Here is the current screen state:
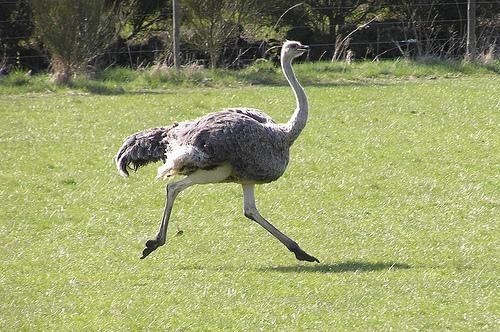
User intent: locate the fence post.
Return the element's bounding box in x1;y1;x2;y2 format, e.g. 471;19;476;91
466;0;476;61
172;0;180;69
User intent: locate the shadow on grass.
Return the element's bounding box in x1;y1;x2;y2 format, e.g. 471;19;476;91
259;261;411;274
246;79;396;88
72;82;177;96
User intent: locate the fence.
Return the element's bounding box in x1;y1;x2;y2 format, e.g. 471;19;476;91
0;1;498;71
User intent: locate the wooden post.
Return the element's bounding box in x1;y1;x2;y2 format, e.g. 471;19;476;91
466;0;476;61
172;0;180;69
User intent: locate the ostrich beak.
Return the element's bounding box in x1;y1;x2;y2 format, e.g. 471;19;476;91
298;45;309;52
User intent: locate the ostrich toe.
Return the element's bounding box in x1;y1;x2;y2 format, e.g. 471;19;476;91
293;248;320;263
140;239;162;259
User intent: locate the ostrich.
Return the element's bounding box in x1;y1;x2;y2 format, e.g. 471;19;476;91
115;40;319;263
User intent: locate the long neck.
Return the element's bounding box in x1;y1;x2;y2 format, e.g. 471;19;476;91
282;58;308;145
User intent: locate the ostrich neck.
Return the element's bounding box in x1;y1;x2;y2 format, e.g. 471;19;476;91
282;58;308;145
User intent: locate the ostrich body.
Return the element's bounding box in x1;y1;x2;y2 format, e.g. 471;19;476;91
116;41;318;262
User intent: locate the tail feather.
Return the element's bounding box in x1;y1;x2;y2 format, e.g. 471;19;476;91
115;124;177;177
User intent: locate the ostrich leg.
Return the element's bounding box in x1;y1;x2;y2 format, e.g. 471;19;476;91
141;177;193;259
141;164;233;259
242;184;319;263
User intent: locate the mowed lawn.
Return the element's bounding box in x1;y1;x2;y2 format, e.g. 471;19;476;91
0;75;498;330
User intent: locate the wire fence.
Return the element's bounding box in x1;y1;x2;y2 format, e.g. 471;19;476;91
0;19;477;42
0;38;493;61
1;1;498;67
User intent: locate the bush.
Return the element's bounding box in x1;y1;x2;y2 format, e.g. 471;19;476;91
31;0;122;85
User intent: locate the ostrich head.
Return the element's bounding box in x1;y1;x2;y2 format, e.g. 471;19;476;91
281;40;309;63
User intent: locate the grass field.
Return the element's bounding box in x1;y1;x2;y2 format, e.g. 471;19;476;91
0;62;499;330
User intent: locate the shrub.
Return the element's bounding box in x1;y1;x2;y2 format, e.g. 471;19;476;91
31;0;122;85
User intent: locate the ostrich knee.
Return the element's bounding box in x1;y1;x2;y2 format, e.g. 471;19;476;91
166;182;181;201
243;206;258;221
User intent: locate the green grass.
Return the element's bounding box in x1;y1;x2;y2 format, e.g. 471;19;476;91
0;67;498;330
1;59;499;94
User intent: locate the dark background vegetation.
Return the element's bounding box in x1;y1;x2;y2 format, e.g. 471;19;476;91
1;0;498;74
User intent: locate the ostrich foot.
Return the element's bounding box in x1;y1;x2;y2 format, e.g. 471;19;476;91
292;247;320;263
140;239;163;259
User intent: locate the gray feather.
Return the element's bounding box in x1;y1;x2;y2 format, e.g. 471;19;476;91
115;124;178;177
173;108;289;182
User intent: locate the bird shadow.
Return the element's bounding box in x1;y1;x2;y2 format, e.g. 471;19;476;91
258;261;411;274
